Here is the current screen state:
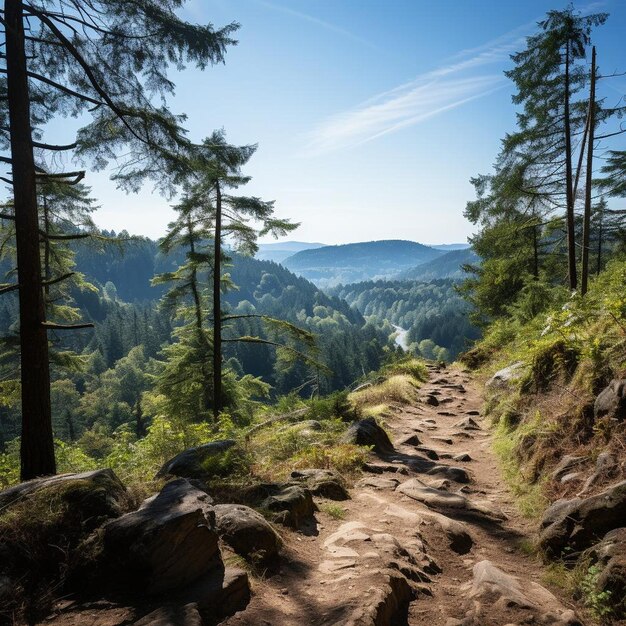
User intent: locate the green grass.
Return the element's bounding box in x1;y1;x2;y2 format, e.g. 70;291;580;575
319;503;347;520
349;374;420;409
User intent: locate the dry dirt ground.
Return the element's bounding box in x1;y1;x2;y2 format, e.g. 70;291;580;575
223;364;583;626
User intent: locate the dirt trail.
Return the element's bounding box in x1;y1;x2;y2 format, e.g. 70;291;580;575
224;365;582;626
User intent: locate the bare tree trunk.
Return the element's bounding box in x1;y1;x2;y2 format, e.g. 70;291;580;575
213;181;222;421
564;42;577;290
581;46;596;296
6;0;56;479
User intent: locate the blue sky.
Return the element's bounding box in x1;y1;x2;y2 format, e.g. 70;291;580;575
83;0;626;245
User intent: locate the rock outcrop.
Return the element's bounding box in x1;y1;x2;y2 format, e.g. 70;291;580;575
455;560;582;625
214;504;281;562
342;417;396;456
289;468;350;500
594;378;626;421
539;480;626;557
100;479;220;593
156;440;238;479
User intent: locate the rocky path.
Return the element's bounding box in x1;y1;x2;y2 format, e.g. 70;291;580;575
225;365;583;626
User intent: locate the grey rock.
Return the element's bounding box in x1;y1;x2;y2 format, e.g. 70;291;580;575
169;566;250;625
561;472;582;484
578;451;618;495
290;468;350;501
342;417;395;456
156;440;237;479
424;394;439;406
486;361;525;389
416;446;440;460
540;480;626;557
551;455;588;482
461;560;583;625
399;434;422;446
262;485;316;529
595;379;626;420
453;417;480;431
100;479;219;593
0;468;127;519
214;504;281;562
453;453;472;463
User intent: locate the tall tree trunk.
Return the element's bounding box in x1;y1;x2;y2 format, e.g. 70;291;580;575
597;206;603;276
564;41;577;290
6;0;56;479
213;181;222;421
43;194;50;300
581;46;596;296
187;219;211;416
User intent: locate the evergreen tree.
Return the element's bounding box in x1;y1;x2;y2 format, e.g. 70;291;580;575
503;5;607;290
0;0;237;478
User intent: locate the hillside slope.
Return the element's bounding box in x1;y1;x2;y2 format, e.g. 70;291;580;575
282;240;443;287
400;247;479;281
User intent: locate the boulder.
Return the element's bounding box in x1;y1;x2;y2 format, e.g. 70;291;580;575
156;440;238;479
0;468;127;520
214;504;281;562
539;480;626;557
415;446;439;460
460;560;582;625
486;361;525;389
453;453;472;463
584;527;626;618
594;379;626;420
263;485;316;528
169;566;250;625
453;417;480;431
100;479;220;594
551;455;588;482
342;417;395;456
578;451;618;495
399;434;422;446
424;394;439;406
289;469;350;501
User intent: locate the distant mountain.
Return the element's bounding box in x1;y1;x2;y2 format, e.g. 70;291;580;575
429;243;471;251
400;248;480;281
282;240;444;287
255;241;326;263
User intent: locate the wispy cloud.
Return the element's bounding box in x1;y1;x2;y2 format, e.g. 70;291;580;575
253;0;376;49
303;26;527;156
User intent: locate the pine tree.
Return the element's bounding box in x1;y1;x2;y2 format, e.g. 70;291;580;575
188;130;300;419
0;1;238;478
503;5;607;290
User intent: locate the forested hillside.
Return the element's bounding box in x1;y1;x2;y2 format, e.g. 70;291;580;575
330;279;479;360
282;239;443;286
400;247;480;281
0;239;389;447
